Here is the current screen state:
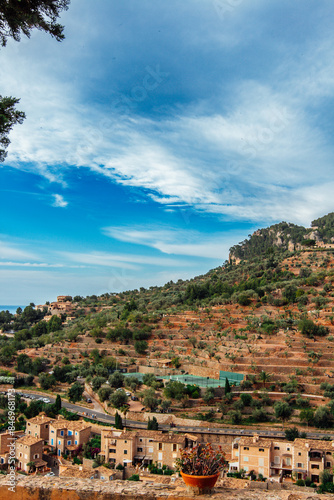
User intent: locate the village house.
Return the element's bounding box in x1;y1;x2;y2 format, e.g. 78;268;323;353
293;438;334;484
57;295;72;303
15;435;47;473
100;429;197;469
0;431;25;466
0;432;11;466
231;435;334;483
230;435;272;478
26;412;52;442
49;415;91;457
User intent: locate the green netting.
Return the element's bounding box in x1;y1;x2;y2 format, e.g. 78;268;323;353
124;371;243;388
219;370;244;383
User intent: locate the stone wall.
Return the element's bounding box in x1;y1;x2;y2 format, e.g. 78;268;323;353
1;475;330;500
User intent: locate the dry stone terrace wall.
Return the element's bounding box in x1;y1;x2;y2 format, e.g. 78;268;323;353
19;252;334;397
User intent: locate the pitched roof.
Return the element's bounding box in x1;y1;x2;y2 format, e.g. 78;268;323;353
238;436;272;449
27;414;52;425
50;418;91;431
59;466;94;479
16;435;43;446
114;429;186;444
294;438;334;451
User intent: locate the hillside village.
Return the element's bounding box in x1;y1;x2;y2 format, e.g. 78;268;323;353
2;214;334;494
2;407;334;488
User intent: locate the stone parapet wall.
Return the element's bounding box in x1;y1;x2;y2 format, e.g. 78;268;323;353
1;474;331;499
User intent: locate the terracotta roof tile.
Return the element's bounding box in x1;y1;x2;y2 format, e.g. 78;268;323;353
16;435;43;446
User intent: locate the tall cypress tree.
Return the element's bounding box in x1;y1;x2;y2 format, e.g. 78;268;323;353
114;411;123;429
55;394;62;411
225;377;231;394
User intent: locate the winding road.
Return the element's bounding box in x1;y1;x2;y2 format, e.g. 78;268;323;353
17;391;334;441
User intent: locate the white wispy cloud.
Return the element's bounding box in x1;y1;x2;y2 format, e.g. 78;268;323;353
0;241;37;261
61;250;191;269
52;194;68;207
103;225;249;259
1;1;334;227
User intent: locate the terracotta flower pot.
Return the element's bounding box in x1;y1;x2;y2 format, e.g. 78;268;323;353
180;471;220;493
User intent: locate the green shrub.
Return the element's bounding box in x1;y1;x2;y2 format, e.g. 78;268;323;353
128;474;140;481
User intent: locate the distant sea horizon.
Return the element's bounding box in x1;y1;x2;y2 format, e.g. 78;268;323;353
0;305;25;315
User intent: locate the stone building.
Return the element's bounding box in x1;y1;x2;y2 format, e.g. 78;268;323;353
26;413;52;442
231;435;334;483
49;416;91;457
100;429;197;469
15;435;47;473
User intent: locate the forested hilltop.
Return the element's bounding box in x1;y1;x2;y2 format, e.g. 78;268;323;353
229;212;334;261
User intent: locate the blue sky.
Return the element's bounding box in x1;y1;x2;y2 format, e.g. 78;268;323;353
1;0;334;304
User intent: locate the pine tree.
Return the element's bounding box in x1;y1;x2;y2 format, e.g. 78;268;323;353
0;0;70;47
225;377;231;394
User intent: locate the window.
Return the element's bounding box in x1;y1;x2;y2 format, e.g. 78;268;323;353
75;440;78;445
243;457;249;462
173;444;177;452
258;458;264;467
287;447;290;451
286;458;291;466
34;454;39;459
124;450;127;455
274;456;280;465
137;448;143;453
298;452;301;456
311;464;319;469
68;431;72;436
297;463;303;468
109;449;116;453
124;440;127;443
149;447;153;453
149;439;153;442
259;448;264;452
243;447;249;450
58;440;61;445
67;440;71;445
327;462;331;468
274;446;280;450
159;443;162;450
60;431;64;437
243;466;248;472
46;425;48;428
327;452;332;456
51;430;54;434
139;439;142;442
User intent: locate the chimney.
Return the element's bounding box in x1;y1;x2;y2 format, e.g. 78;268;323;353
252;434;259;443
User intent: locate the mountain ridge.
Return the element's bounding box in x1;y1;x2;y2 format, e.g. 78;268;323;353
229;212;334;263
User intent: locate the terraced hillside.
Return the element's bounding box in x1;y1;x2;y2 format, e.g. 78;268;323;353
2;214;334;404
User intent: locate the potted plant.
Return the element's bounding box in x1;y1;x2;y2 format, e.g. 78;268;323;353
176;443;227;494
